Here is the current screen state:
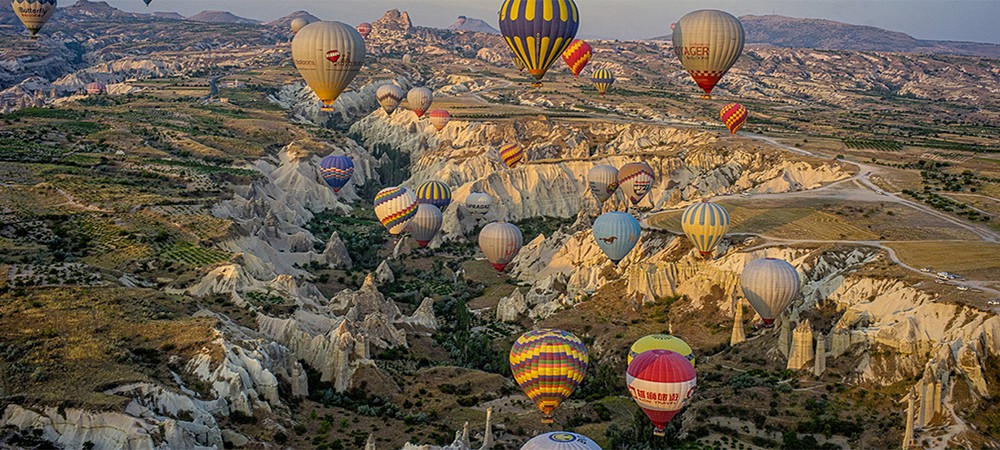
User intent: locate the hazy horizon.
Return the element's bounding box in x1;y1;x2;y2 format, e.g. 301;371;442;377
100;0;1000;45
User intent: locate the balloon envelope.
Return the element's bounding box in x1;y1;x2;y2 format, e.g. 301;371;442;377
416;181;452;211
627;350;697;436
618;162;655;205
319;155;354;193
720;102;748;134
510;329;588;424
465;192;492;219
292;21;366;111
13;0;56;37
561;40;592;78
592;212;641;265
409;203;443;247
681;201;730;255
521;431;603;450
740;258;800;326
376;84;404;115
587;165;619;203
407;87;433;118
356;22;372;39
672;10;745;98
374;187;418;235
479;222;523;271
591;68;615;96
500;143;525;169
428;109;451;131
290;17;308;33
628;335;695;366
498;0;580;83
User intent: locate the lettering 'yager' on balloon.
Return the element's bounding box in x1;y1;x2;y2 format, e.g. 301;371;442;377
672;10;745;99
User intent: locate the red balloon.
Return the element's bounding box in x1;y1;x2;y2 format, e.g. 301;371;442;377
626;350;697;436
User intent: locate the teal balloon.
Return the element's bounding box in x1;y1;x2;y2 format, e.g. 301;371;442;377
592;212;641;265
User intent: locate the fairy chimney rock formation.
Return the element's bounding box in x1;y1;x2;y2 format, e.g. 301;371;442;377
787;318;814;370
813;332;826;377
730;298;746;346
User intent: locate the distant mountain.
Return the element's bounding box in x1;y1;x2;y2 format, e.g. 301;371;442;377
62;0;138;20
266;11;319;28
149;12;184;21
447;16;499;34
187;10;259;25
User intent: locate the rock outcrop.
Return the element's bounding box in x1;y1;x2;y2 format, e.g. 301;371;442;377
787;318;815;370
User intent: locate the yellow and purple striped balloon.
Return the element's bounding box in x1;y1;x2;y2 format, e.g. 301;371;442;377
416;180;452;211
500;143;525;169
680;201;730;256
374;187;418;235
509;329;589;424
498;0;580;83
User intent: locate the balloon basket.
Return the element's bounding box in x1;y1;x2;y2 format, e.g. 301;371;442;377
320;106;336;112
653;427;666;437
541;416;554;424
700;94;711;100
530;82;543;88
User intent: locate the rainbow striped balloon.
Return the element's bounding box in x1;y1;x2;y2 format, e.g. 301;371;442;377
561;39;592;78
720;103;748;134
680;201;730;256
374;187;417;235
509;329;589;424
415;180;452;211
319;155;354;193
500;143;525;169
591;68;615;96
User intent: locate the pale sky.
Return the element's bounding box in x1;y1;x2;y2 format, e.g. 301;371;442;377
105;0;1000;44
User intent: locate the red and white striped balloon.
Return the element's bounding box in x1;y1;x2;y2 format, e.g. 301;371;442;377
626;349;697;436
428;109;451;131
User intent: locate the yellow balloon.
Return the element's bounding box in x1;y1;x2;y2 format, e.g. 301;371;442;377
291;21;366;111
628;335;695;366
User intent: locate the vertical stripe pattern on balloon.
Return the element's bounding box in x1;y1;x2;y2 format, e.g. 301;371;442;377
680;201;730;255
671;10;745;97
416;181;452;211
509;329;589;422
590;68;615;96
498;0;580;81
739;258;800;325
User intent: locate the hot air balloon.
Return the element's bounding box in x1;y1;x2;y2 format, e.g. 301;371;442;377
416;180;452;211
498;0;580;85
521;432;603;450
513;53;526;71
628;335;695;366
672;10;745;99
500;143;525;169
561;39;592;78
428;109;451;131
720;102;747;134
593;212;641;265
465;192;492;220
409;203;443;247
86;82;105;95
479;222;522;271
407;87;432;118
740;258;800;326
402;54;413;64
587;165;619;203
591;68;615;96
374;187;418;235
12;0;56;38
356;22;372;39
681;201;730;256
376;84;404;115
627;350;697;436
291;21;366;111
319;155;354;193
618;162;655;206
290;17;309;34
510;329;588;424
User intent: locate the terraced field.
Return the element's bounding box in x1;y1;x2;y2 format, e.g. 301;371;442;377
886;241;1000;282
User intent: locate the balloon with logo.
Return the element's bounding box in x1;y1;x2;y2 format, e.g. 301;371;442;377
740;258;800;327
290;17;309;34
356;22;372;39
479;222;522;272
415;181;452;211
617;162;655;206
409;203;443;248
592;212;641;265
498;0;580;85
681;201;730;256
627;350;697;436
590;68;615;96
465;192;492;220
510;329;588;424
407;87;433;118
672;10;745;99
521;431;603;450
500;143;525;169
12;0;56;38
292;21;366;111
376;84;404;115
628;335;695;366
561;39;592;78
428;109;451;131
720;102;748;134
319;155;354;193
374;187;418;235
587;165;619;203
